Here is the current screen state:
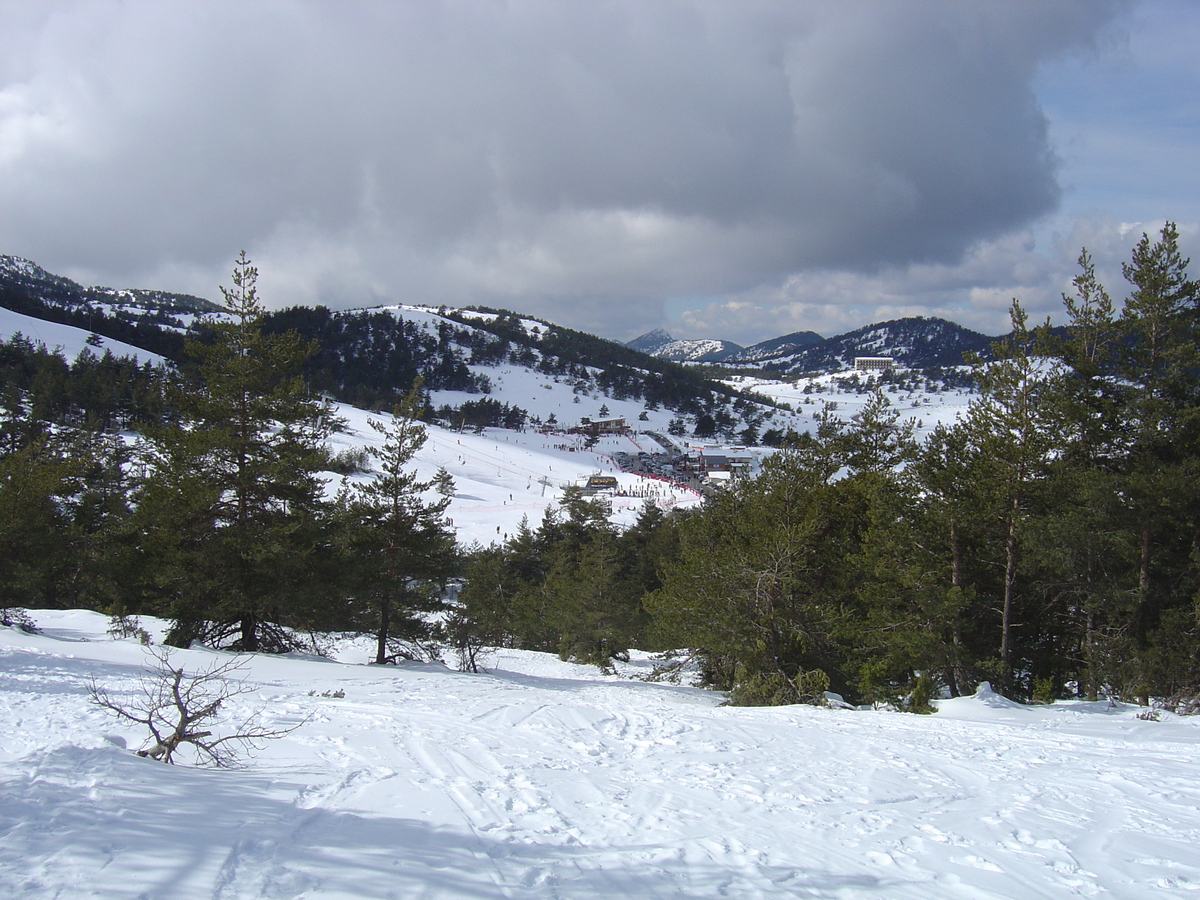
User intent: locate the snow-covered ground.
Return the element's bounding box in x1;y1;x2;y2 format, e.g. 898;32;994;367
329;404;703;547
725;372;975;437
3;610;1199;898
0;306;166;366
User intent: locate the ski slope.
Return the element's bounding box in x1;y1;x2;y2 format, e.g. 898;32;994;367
0;306;166;366
329;403;704;547
2;610;1199;898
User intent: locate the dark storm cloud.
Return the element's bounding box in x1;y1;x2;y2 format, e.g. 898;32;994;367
0;0;1128;337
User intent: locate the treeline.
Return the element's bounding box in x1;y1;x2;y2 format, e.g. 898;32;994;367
1;255;456;660
457;224;1200;709
259;305;489;408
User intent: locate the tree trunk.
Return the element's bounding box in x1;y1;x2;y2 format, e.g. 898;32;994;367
240;613;258;652
949;517;961;591
999;497;1018;690
1134;521;1152;634
374;594;391;665
1085;609;1098;702
945;516;967;698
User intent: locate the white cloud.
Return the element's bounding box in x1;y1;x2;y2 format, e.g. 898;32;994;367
2;0;1185;347
668;214;1199;343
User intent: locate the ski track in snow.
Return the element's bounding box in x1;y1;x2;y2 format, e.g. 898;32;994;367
3;613;1200;898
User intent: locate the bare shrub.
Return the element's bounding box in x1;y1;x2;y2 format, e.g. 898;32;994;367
107;614;152;644
1164;691;1200;716
445;610;492;673
88;646;302;766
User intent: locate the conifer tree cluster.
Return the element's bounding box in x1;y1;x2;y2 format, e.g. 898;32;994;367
459;225;1200;710
1;254;456;653
456;493;678;669
645;223;1200;707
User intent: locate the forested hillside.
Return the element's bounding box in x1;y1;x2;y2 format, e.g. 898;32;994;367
0;256;220;360
260;303;768;427
1;253;775;435
738;316;997;373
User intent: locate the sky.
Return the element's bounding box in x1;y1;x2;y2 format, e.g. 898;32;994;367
0;1;1196;345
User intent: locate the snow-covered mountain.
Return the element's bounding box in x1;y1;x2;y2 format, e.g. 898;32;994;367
730;328;824;364
0;255;223;359
624;327;675;354
626;329;743;363
630;317;995;373
0;255;220;328
742;317;996;374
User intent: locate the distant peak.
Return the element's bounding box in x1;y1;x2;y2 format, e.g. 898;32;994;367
626;328;675;353
631;328;673;343
0;255;54;278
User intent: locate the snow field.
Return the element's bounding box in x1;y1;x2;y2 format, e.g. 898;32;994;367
3;611;1200;898
725;372;975;435
0;307;166;367
329;404;703;547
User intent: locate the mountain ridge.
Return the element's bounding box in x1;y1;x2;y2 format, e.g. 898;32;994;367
630;316;996;372
0;256;792;439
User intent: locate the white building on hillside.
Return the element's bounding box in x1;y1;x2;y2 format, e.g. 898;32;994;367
853;357;896;372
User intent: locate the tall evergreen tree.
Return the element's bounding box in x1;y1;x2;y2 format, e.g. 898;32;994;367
338;381;457;664
135;253;338;650
1112;224;1199;652
1041;249;1126;699
960;301;1061;695
909;422;981;696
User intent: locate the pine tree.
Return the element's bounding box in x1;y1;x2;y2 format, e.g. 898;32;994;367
1112;224;1199;650
544;531;629;667
1104;222;1200;696
1040;248;1126;699
339;380;456;664
836;390;958;706
136;253;338;651
908;422;983;696
0;434;74;609
960;300;1061;695
842;386;918;475
457;516;556;653
0;414;133;614
647;435;852;704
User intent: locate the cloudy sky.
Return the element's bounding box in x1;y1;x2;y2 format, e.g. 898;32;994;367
1;1;1196;344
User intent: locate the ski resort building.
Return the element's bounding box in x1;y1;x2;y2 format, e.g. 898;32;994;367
569;417;630;436
685;447;755;482
581;474;619;495
853;357;896;372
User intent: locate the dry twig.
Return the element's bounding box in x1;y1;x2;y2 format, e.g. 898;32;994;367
89;646;302;766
